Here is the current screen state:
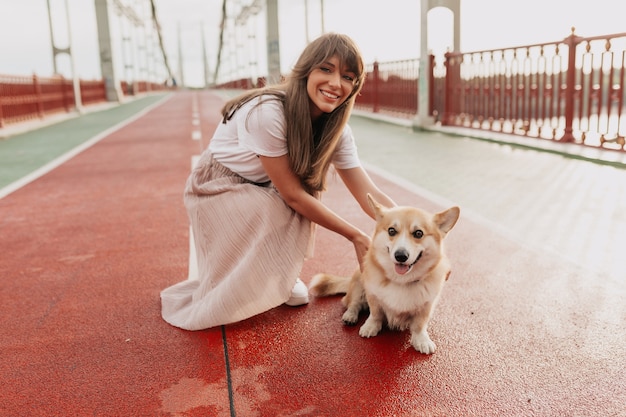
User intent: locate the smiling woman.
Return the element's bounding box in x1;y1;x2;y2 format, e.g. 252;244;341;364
159;32;398;331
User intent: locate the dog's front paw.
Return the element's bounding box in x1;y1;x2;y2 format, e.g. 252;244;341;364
410;332;436;354
342;309;359;325
359;317;382;338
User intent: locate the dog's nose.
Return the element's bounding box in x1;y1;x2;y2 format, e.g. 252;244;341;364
394;249;409;263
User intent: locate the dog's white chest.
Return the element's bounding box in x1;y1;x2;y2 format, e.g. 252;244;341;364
366;280;435;313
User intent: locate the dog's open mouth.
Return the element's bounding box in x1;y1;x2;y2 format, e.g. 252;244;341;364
394;251;423;275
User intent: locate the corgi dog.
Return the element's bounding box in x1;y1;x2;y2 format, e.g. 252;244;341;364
309;194;460;354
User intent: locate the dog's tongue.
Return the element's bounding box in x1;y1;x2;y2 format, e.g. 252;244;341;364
395;263;410;275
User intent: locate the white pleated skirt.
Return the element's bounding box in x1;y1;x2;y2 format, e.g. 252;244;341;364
160;152;312;330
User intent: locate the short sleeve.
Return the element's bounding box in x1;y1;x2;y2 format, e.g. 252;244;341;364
237;97;288;157
332;124;361;169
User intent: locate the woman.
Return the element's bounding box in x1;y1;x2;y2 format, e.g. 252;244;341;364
161;33;396;330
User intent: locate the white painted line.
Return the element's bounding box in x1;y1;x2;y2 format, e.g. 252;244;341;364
188;225;199;281
192;119;199;126
187;154;201;281
191;130;202;141
0;94;173;200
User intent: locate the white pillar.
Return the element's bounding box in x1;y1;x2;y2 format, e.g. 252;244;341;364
414;0;460;129
266;0;281;84
177;22;185;87
64;0;83;112
46;0;83;111
94;0;122;102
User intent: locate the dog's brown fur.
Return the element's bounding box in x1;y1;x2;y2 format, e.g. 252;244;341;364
309;194;460;354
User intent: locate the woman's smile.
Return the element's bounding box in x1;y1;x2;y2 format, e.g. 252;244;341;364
307;55;356;119
320;89;340;100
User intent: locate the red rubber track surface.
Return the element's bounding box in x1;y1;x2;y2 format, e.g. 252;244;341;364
0;91;624;417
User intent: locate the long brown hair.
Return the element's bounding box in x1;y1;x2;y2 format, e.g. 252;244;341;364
221;33;365;194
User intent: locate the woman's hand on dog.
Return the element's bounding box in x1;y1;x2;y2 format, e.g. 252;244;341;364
351;231;371;272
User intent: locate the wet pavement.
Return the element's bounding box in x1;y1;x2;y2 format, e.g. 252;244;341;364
350;114;626;279
0;90;624;417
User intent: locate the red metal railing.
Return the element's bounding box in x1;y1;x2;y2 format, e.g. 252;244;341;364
440;29;626;151
355;59;419;117
352;30;626;153
0;75;173;128
0;74;106;128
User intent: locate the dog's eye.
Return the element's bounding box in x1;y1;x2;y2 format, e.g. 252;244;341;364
388;227;397;236
413;230;424;239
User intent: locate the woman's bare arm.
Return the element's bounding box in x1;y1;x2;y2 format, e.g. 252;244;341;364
259;155;371;268
336;166;396;218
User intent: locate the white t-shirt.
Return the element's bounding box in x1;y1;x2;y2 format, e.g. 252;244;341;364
208;95;361;183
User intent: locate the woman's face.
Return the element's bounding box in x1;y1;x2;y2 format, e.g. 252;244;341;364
306;55;357;120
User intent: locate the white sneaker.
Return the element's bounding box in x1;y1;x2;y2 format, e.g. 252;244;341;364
285;278;309;306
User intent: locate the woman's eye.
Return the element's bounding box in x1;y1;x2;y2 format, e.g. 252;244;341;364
342;74;354;82
388;227;397;236
319;66;331;73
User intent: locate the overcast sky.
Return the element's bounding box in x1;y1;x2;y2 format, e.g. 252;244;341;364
1;0;623;87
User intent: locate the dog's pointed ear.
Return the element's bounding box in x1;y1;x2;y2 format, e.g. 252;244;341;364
434;206;460;235
366;193;386;220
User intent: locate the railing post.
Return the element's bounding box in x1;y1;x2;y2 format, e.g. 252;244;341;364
559;28;581;142
33;74;44;119
428;53;435;115
372;61;379;113
441;51;457;126
0;82;4;128
62;76;71;112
